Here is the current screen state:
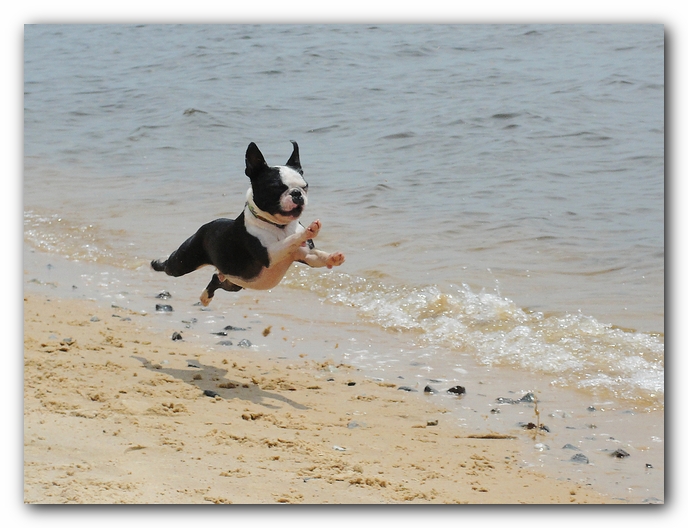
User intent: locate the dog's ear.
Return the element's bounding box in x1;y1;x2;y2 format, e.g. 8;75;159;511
286;140;303;175
245;142;269;178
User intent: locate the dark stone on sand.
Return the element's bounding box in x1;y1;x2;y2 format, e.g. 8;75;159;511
398;386;417;392
519;392;536;403
172;332;182;341
448;385;466;395
155;304;174;312
571;453;589;464
238;339;252;348
212;331;228;336
490;408;501;414
187;361;201;368
611;449;630;459
224;325;247;331
646;463;653;469
587;406;596;412
563;444;581;451
427;419;438;426
156;291;172;299
521;422;550;432
347;382;356;386
217;340;233;346
203;389;219;398
90;316;100;322
424;385;436;393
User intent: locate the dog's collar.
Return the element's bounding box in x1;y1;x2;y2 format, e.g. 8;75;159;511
245;200;287;229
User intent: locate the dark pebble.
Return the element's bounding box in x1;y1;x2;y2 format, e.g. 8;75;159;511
398;386;417;392
447;385;466;395
224;325;247;331
187;361;201;368
519;392;536;403
587;406;596;412
217;340;233;346
424;385;436;393
326;378;335;382
490;408;501;414
571;453;589;464
611;449;630;459
212;331;228;336
521;422;550;432
156;291;172;299
347;381;356;386
646;463;653;469
238;339;252;348
496;397;519;404
155;304;174;312
171;332;182;341
203;389;219;398
563;443;581;451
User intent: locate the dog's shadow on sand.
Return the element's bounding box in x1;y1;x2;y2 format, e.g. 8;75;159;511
131;356;309;411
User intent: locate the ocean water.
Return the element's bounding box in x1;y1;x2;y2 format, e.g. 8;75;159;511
24;25;663;414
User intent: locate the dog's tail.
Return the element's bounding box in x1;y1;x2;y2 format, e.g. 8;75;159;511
151;259;167;272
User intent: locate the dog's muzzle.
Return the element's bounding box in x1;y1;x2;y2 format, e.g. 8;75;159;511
290;189;305;206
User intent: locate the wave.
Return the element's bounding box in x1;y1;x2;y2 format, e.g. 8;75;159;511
284;267;664;409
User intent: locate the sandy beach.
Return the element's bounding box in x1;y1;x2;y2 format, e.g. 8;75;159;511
23;292;622;505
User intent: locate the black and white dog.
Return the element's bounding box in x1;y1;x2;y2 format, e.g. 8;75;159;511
151;141;345;306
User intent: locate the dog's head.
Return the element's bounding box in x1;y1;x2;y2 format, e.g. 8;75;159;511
245;141;309;225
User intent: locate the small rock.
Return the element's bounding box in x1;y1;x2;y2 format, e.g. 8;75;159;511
398;386;417;392
332;445;346;451
587;406;597;412
156;291;172;299
347;421;366;429
611;449;630;459
646;463;653;469
217;340;233;346
490;408;501;414
171;332;182;341
203;389;219;398
519;392;536;403
90;316;100;322
424;385;436;393
212;331;228;336
238;339;252;348
225;325;247;331
563;444;581;451
448;385;466;395
427;419;438;426
571;453;589;464
155;304;173;312
347;381;356;386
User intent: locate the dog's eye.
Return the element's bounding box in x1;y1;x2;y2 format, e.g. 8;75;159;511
303;184;309;192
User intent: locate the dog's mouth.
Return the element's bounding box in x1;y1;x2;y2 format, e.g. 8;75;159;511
279;205;304;218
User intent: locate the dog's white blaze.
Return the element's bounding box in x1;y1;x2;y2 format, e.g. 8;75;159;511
277;166;308;211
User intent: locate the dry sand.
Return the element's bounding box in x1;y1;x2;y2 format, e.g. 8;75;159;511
23;292;620;504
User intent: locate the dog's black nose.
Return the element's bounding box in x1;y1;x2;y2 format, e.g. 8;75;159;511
290;189;304;205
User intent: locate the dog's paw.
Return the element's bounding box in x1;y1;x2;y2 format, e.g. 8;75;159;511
305;219;321;239
326;252;345;269
200;290;213;307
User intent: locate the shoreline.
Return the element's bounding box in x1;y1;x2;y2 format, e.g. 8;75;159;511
24;290;621;504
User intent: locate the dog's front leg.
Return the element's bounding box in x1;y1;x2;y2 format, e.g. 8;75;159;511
266;220;322;266
299;248;346;269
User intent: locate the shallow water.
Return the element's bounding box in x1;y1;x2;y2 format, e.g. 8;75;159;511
23;24;664;502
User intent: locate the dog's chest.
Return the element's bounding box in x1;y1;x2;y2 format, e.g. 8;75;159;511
245;219;301;248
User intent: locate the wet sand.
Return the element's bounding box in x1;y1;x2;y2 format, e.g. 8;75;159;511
23;292;622;504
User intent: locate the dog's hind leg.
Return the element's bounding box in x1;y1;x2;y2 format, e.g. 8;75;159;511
200;273;243;306
151;230;210;277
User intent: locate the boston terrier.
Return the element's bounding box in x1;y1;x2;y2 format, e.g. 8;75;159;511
151;141;345;306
